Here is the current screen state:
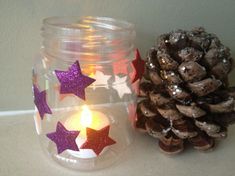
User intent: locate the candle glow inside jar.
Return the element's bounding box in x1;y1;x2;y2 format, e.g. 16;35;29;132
64;105;110;158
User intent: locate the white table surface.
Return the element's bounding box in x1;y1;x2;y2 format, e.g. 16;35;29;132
1;113;235;176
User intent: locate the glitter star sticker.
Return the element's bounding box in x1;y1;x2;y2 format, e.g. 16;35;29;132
55;60;96;100
81;126;116;156
113;75;132;99
92;71;111;89
33;84;52;120
46;122;80;154
131;49;145;83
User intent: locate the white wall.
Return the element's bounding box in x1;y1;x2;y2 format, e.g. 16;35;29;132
0;0;235;110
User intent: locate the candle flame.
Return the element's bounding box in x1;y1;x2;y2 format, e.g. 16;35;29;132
89;72;95;78
80;105;92;127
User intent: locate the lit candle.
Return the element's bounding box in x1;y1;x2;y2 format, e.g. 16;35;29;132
64;105;110;158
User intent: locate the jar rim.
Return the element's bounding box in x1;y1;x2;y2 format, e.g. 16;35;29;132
43;16;134;34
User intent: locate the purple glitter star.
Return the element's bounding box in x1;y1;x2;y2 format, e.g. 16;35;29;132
46;122;80;154
33;84;52;120
55;60;96;100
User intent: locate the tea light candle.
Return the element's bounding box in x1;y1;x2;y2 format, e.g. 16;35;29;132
64;105;110;158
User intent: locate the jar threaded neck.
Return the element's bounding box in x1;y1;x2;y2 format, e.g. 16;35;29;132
41;16;136;64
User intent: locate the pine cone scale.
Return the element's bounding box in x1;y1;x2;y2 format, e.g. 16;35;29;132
187;78;222;96
178;61;206;82
175;104;206;118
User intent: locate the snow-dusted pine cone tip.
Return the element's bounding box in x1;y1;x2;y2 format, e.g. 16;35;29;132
136;27;235;155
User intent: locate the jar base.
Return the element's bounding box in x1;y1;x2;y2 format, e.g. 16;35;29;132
46;144;126;171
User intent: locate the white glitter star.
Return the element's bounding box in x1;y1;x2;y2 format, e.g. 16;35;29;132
92;71;111;89
113;76;132;99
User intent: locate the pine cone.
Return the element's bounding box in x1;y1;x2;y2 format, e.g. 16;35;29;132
136;27;235;154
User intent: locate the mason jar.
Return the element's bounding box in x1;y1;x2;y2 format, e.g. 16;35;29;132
32;16;137;171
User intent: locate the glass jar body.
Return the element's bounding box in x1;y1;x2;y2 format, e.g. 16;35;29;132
32;16;137;171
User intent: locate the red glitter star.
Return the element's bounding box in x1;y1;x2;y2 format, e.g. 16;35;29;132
131;49;145;83
81;126;116;156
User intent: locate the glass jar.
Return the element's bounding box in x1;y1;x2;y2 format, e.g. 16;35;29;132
32;16;137;171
